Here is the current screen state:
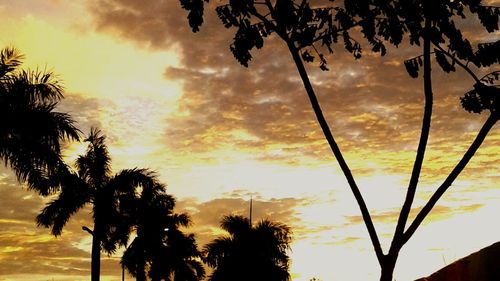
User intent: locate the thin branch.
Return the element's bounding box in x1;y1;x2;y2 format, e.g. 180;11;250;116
308;20;363;47
265;0;274;13
402;113;499;245
290;0;308;35
479;70;500;83
250;4;278;32
311;44;321;56
406;53;425;61
286;40;384;264
433;43;480;83
392;18;434;250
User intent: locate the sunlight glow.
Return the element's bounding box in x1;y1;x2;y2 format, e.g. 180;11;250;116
0;1;499;281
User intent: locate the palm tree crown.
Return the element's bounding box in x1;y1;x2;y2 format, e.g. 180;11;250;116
37;128;158;281
121;182;205;281
0;46;80;195
204;215;292;281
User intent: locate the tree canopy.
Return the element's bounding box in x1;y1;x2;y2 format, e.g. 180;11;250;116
204;215;291;281
37;128;160;281
0;46;80;195
179;0;500;280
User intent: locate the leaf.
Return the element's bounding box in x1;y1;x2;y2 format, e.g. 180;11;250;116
230;22;265;67
342;32;362;59
481;71;500;84
371;41;387;56
461;89;484;114
274;0;298;31
301;51;314;62
229;0;255;16
434;50;456;73
404;57;420;78
477;6;500;33
474;40;500;67
460;83;500;114
216;5;238;28
319;54;329;71
179;0;208;32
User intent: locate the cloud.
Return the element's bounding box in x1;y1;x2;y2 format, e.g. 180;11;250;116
85;1;500;251
86;0;497;181
175;193;311;247
58;93;103;134
344;203;485;226
0;169;122;279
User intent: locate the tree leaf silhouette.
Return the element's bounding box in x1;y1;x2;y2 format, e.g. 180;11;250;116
461;83;500;114
434;49;456;73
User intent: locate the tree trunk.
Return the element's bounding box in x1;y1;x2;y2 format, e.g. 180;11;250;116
136;257;146;281
91;229;101;281
379;254;398;281
136;236;147;281
380;264;396;281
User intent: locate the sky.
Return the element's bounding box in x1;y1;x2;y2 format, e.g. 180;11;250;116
0;0;499;280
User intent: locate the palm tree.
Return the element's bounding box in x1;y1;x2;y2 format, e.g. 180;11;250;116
36;128;157;281
0;46;80;195
204;215;292;281
148;231;205;281
121;182;205;281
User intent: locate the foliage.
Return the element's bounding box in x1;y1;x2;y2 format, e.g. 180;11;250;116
181;0;363;69
179;0;500;280
36;128;158;280
461;83;500;114
204;215;291;281
0;46;80;195
121;182;205;281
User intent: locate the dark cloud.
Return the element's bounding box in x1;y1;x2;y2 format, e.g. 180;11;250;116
87;0;498;185
176;193;311;247
0;169;122;278
58;93;103;135
345;203;485;226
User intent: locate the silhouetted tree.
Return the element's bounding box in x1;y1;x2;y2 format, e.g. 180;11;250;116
346;2;500;280
120;181;205;281
180;0;500;280
148;231;205;281
204;215;291;281
0;46;79;195
37;128;157;281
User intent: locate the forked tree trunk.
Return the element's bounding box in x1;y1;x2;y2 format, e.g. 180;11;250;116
379;253;398;281
285;39;384;264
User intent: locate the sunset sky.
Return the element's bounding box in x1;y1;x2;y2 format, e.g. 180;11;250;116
1;1;500;280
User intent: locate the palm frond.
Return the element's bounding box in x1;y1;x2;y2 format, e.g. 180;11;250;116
36;171;90;236
0;47;24;78
220;215;252;237
0;52;80;194
174;258;206;281
77;128;111;187
205;216;292;281
0;138;64;195
109;168;157;194
101;211;133;254
148;230;205;281
122;239;140;277
2;69;64;103
203;237;233;268
171;212;191;227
